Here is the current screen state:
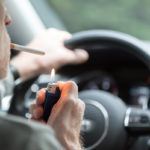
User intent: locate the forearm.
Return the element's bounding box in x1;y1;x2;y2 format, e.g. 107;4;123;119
52;124;83;150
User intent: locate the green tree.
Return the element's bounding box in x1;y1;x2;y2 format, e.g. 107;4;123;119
48;0;150;40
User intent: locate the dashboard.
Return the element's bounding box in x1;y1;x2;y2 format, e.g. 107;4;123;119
59;57;150;109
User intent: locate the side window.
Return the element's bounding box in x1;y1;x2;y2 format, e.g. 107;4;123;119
48;0;150;40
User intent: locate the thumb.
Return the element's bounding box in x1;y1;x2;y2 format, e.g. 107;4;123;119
57;81;78;101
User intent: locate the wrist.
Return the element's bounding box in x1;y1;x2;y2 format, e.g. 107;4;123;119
10;64;20;81
55;130;82;150
60;136;81;150
10;53;39;81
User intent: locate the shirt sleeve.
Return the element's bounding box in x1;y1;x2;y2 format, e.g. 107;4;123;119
0;114;65;150
0;68;15;104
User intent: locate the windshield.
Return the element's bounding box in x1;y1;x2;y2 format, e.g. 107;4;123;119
47;0;150;40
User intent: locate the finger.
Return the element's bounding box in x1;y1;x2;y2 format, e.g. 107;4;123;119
64;49;89;64
34;105;43;119
76;99;85;116
47;28;72;40
60;30;72;40
30;104;44;119
78;99;85;110
30;117;46;124
57;81;65;92
29;103;36;115
36;88;46;105
74;49;89;63
60;81;78;101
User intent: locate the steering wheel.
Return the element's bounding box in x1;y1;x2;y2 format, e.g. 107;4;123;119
10;30;150;150
63;30;150;150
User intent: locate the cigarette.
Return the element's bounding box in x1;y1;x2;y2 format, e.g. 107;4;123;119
10;43;45;56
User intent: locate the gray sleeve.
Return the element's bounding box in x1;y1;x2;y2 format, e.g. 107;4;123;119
27;130;65;150
0;114;65;150
0;69;15;101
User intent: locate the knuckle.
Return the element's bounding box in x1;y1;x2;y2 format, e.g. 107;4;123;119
77;99;85;111
66;98;75;105
37;89;43;95
61;31;71;37
41;88;46;93
36;92;41;100
37;106;43;117
36;89;46;98
63;97;77;108
36;91;40;97
80;99;85;107
48;28;57;32
66;98;84;108
66;81;78;89
29;104;36;114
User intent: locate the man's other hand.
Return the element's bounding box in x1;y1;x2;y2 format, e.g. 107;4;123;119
10;28;89;81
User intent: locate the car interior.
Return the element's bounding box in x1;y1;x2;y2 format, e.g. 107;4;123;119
3;0;150;150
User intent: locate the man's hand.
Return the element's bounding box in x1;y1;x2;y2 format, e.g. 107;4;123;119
30;81;85;150
10;28;88;81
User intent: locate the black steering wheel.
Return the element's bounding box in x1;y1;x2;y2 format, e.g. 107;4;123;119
63;30;150;150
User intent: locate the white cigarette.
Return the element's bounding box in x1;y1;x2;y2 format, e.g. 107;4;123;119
10;43;45;56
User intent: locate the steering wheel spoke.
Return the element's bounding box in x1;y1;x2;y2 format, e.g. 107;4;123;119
124;107;150;135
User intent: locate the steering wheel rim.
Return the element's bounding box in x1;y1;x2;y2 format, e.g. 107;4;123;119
64;29;150;70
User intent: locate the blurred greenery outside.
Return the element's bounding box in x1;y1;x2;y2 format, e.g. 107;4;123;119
47;0;150;40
